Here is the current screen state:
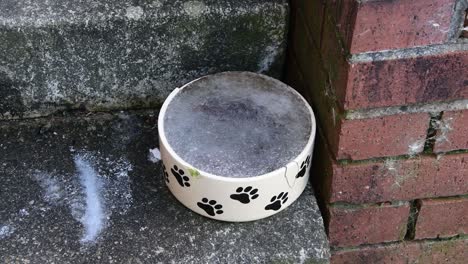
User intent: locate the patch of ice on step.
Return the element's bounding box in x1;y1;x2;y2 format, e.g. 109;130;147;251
74;154;105;243
148;148;161;163
31;151;133;244
33;172;64;204
0;225;15;239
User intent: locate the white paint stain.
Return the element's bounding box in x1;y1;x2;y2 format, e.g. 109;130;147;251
74;155;105;243
125;6;144;20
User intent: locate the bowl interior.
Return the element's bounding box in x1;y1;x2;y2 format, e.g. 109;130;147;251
160;72;315;179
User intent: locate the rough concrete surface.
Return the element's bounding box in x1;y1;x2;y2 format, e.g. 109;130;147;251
0;0;289;119
0;111;329;263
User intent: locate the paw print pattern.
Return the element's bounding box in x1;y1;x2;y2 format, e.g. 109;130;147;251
296;155;311;178
230;186;259;204
197;198;224;216
162;164;169;183
171;165;190;187
265;192;289;211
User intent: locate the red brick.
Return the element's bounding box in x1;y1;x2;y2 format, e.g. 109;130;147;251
415;198;468;239
345;51;468;110
434;110;468;153
328;203;410;247
332;239;468;264
349;0;456;53
330;153;468;204
336;113;429;160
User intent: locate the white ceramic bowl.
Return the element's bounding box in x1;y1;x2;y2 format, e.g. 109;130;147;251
158;72;316;222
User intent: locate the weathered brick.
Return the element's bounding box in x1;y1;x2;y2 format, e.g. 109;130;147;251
349;0;456;53
331;239;468;264
328;203;410;247
330;153;468;204
326;0;359;51
320;8;350;108
434;110;468;153
310;125;336;217
345;51;468;110
415;198;468;239
292;0;325;46
291;9;325;99
289;10;342;154
286;51;307;98
336;113;430;160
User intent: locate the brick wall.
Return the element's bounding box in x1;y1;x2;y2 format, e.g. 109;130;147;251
287;0;468;263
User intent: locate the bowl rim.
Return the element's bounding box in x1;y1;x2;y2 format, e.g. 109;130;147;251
157;71;317;182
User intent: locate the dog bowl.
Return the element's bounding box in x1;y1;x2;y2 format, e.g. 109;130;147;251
158;72;316;222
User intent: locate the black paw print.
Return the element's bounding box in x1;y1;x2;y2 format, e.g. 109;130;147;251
171;165;190;187
162;164;169;183
230;186;259;204
296;155;311;178
265;192;289;211
197;198;223;216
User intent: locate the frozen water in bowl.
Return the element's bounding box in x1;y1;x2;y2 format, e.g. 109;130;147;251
164;72;312;178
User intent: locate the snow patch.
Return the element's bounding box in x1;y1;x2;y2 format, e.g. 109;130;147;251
33;172;64;204
19;209;29;217
258;45;279;73
74;155;105;243
183;1;207;18
298;248;307;264
149;148;161;163
31;151;133;244
125;6;144;20
0;225;15;239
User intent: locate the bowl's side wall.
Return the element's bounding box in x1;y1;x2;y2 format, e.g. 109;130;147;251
157;72;317;222
159;136;314;222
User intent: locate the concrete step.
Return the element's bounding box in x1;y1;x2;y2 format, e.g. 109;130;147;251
0;0;288;120
0;111;330;263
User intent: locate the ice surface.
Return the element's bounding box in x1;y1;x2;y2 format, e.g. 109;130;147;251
31;152;133;244
149;148;161;163
0;225;15;239
33;172;64;204
74;155;105;243
164;72;312;177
